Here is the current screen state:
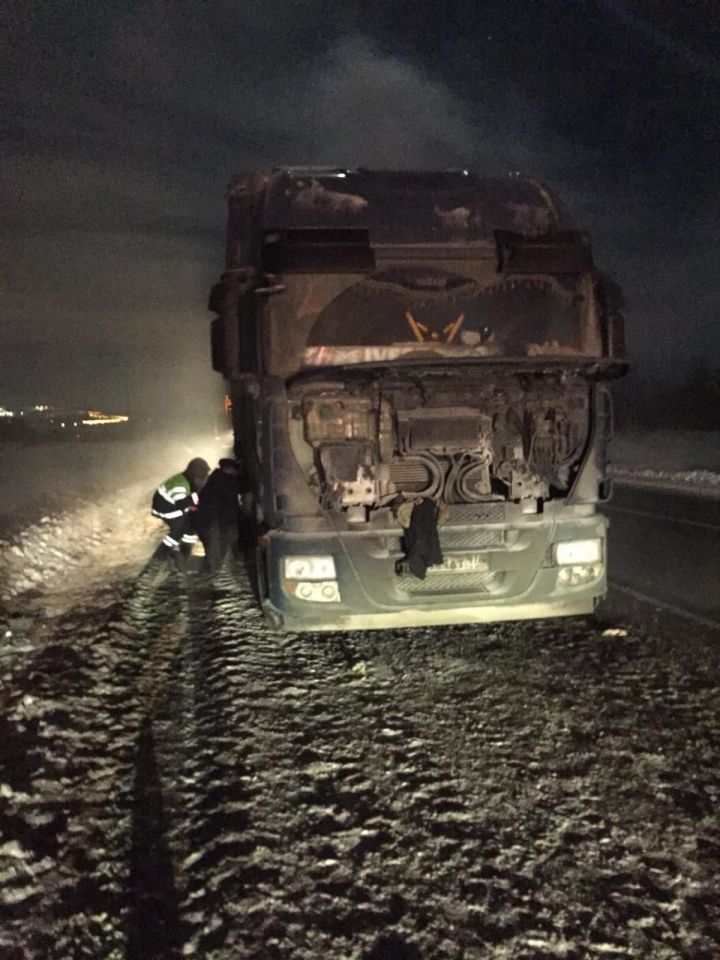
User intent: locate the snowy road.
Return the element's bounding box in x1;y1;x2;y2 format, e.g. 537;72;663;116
2;463;720;958
604;485;720;624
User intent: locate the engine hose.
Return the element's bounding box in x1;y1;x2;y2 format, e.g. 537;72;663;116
457;458;490;502
443;454;463;502
412;452;444;500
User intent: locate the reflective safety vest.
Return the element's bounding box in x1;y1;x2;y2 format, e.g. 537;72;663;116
151;472;196;520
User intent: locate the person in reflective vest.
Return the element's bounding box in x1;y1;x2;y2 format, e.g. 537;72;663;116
151;458;210;569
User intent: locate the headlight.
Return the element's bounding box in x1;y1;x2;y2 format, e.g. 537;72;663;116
283;555;336;580
554;538;602;566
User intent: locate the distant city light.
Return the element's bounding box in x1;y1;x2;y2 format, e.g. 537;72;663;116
1;405;129;429
81;411;130;426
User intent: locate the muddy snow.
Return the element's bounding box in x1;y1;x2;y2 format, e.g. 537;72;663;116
1;563;720;959
1;437;720;958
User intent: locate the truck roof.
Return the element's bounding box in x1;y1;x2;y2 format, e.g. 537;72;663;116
227;168;574;244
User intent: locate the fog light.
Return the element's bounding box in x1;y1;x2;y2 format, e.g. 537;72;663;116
557;564;602;588
290;580;340;603
283;555;336;580
297;582;315;600
554;538;602;565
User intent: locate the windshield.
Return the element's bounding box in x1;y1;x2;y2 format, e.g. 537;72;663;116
302;266;583;367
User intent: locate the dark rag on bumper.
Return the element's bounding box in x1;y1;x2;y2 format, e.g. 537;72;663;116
402;497;444;580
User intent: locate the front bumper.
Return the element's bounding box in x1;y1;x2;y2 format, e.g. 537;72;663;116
262;511;607;632
263;594;597;632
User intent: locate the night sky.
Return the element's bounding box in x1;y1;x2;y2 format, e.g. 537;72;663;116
2;0;719;420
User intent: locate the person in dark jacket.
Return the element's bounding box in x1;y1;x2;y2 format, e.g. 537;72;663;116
193;458;241;573
151;457;210;568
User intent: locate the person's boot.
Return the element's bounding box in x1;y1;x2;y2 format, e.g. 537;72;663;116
151;542;173;562
175;542;193;573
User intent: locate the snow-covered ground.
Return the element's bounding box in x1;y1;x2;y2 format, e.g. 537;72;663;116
1;436;720;958
1;566;720;959
0;434;231;613
611;431;720;495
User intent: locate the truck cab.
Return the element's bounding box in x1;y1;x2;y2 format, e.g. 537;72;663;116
210;168;626;631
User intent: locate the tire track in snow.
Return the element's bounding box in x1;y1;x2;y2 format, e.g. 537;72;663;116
0;568;189;960
162;587;720;958
142;575;720;959
3;562;720;959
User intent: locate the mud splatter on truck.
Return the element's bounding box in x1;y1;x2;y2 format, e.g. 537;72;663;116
210;169;626;630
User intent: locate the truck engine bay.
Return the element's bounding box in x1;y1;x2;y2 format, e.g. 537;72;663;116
288;369;593;521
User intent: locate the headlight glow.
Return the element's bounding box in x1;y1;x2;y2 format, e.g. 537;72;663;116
283;555;336;580
554;539;602;566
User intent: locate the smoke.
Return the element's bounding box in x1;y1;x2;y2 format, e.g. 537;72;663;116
278;35;476;168
2;0;719;405
2;7;534;413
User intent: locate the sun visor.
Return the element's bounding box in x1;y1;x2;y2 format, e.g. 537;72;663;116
495;230;594;275
262;228;376;274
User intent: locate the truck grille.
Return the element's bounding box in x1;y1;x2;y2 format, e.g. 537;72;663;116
441;528;504;550
396;571;502;596
389;527;503;556
447;502;505;523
